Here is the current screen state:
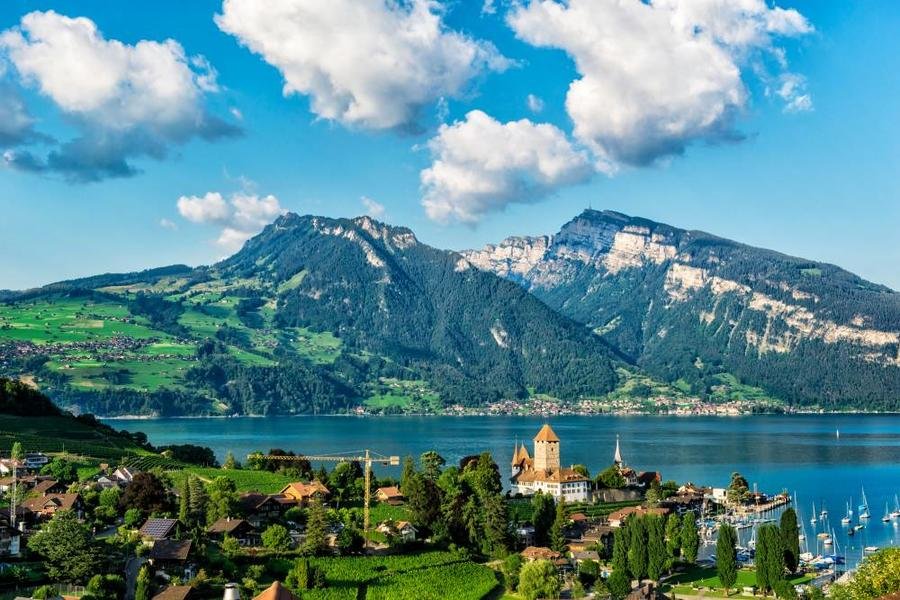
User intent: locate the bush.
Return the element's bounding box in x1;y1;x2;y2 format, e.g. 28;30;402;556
518;559;560;600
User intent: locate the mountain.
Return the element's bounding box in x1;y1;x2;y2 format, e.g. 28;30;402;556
463;210;900;410
0;214;618;416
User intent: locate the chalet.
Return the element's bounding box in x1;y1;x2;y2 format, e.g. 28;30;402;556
207;518;258;546
279;481;329;506
510;425;591;502
570;524;614;556
0;524;21;557
139;518;180;541
31;479;67;495
608;506;670;528
149;539;193;569
239;493;295;528
253;581;298;600
376;520;418;543
0;474;36;493
375;486;404;505
20;493;81;520
151;586;194;600
520;546;569;569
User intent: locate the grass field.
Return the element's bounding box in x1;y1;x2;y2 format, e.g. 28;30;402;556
0;299;165;344
364;378;440;411
183;467;296;493
665;565;814;597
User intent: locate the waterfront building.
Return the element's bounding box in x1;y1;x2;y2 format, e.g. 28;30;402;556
510;424;591;501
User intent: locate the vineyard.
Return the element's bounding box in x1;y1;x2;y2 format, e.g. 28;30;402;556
508;497;643;523
0;414;147;461
289;552;499;600
182;467;296;493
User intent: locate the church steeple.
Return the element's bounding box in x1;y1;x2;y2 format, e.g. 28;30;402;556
614;434;623;465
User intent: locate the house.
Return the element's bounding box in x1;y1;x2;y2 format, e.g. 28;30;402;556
661;492;704;515
239;493;295;528
520;546;569;570
149;539;193;569
515;524;536;546
151;586;194;600
31;479;67;495
0;524;21;557
572;550;601;564
112;467;139;485
637;471;661;488
139;518;180;541
207;518;259;546
23;453;50;471
253;581;297;600
571;524;614;556
607;506;670;528
20;493;81;520
375;486;404;505
279;481;330;506
510;425;591;502
0;459;22;476
376;520;418;543
0;474;36;493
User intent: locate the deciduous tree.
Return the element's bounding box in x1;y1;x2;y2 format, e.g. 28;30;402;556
27;510;100;583
518;559;561;600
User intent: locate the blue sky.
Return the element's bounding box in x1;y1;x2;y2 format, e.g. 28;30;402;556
0;0;897;290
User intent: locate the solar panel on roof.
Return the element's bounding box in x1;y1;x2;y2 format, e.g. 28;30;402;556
140;518;177;539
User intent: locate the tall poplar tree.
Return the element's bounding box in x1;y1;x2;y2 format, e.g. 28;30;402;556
665;513;682;561
779;508;800;574
681;514;700;563
627;516;648;581
550;497;568;552
717;524;738;596
609;528;632;600
647;515;668;581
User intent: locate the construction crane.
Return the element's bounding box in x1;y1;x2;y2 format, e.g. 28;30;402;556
247;449;400;549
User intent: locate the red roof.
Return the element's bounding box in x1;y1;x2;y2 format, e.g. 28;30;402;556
534;424;560;442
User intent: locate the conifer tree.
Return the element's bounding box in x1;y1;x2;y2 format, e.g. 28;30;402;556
665;513;682;560
549;497;568;553
302;497;329;556
779;508;800;574
532;492;556;548
627;516;648;581
134;566;151;600
681;513;700;563
646;515;668;581
717;523;738;596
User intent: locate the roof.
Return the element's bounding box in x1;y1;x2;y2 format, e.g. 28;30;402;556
280;481;330;499
534;424;560;443
139;518;179;540
573;551;601;561
513;467;589;484
151;586;194;600
608;506;670;523
521;546;563;561
31;479;61;495
376;486;403;498
253;581;297;600
21;493;78;512
150;539;192;561
207;518;256;535
570;512;589;522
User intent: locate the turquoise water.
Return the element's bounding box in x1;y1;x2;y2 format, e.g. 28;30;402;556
107;414;900;567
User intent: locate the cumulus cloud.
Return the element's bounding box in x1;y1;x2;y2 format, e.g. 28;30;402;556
159;218;178;230
177;191;285;251
776;73;813;113
0;11;240;182
361;196;386;219
507;0;813;170
421;110;592;223
526;94;544;114
215;0;510;131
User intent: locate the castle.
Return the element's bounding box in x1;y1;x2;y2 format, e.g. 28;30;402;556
510;424;591;502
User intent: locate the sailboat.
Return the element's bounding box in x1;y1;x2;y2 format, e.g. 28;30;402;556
891;494;900;519
882;501;891;522
841;501;851;525
820;502;828;519
859;488;871;519
811;501;818;524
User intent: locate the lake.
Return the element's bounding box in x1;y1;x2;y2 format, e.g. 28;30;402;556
106;414;900;568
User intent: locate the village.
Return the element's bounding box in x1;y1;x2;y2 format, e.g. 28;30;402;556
0;423;869;600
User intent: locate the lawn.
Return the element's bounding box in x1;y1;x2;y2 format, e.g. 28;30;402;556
183;467;295;493
666;565;814;597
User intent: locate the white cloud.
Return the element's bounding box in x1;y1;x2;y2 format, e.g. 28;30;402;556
361;196;386;219
421;110;592;223
0;10;238;181
777;73;813;113
177;191;285;252
526;94;544;114
507;0;813;169
215;0;511;131
159;218;178;230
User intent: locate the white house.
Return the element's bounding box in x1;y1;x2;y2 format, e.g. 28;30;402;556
510;424;591;502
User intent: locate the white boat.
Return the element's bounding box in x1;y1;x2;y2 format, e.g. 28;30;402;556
864;546;878;553
811;501;818;524
823;535;833;546
891;494;900;519
882;501;891;522
859;488;871;519
841;501;851;525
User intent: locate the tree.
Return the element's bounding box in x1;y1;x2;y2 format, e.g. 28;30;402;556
830;548;900;600
612;526;630;578
405;473;441;530
578;559;599;587
681;514;700;564
572;464;590;479
124;508;143;528
27;510;100;583
596;465;626;489
86;574;125;600
518;559;561;600
728;472;749;505
502;553;523;591
261;524;293;554
646;515;668;581
627;517;648;581
779;508;800;574
223;451;238;470
134;566;151;600
336;526;364;555
717;524;738;596
41;457;77;483
286;557;325;591
549;497;568;553
206;476;238;524
329;461;363;508
420;450;446;481
302;496;329;556
400;455;416;493
120;472;169;516
665;513;682;561
221;535;242;559
10;441;23;461
532;492;556;547
756;524;785;596
608;567;631;600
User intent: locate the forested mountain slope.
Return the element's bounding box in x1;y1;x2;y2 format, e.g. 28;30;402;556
0;215;618;415
463;210;900;409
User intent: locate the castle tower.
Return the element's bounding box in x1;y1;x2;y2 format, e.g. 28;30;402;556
533;424;561;472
